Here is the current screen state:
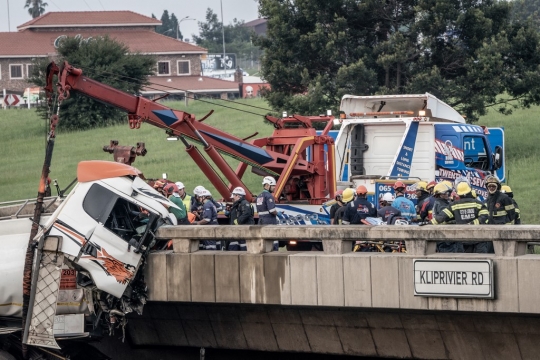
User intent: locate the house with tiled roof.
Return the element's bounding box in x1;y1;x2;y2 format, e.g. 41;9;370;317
0;11;239;101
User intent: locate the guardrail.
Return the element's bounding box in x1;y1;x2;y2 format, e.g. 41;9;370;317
156;225;540;256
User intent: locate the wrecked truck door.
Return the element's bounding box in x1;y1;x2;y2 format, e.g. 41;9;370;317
78;183;148;298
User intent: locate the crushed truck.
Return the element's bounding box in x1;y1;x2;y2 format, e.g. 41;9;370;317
0;161;178;358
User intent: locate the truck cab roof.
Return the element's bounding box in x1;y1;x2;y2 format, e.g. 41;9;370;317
340;93;466;124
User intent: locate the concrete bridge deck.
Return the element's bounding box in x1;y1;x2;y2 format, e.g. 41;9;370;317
130;225;540;359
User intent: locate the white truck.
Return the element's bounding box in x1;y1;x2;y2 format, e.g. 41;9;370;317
0;160;177;358
330;93;504;203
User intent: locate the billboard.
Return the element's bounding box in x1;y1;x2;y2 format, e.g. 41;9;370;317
202;54;237;72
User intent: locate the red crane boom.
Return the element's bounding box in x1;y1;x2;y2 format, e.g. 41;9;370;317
46;61;336;204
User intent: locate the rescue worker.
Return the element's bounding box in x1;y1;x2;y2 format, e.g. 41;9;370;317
190;185;206;221
175;181;192;213
163;183;189;225
256;176;279;250
426;180;436;195
430;182;460;253
334;188;354;224
485;176;515;225
431;182;490;253
195;189;219;250
227;187;254;251
391;181;416;221
414;181;434;222
342;185;376;225
501;185;520;224
329;190;344;225
377;193;401;223
256;176;278;225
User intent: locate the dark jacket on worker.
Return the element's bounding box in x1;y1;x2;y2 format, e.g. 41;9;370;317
330;202;343;224
333;204;348;225
432;197;462;253
377;206;401;223
342;198;377;225
416;192;431;221
508;196;521;224
256;190;278;225
419;196;435;221
485;191;515;225
227;196;254;250
432;198;450;221
431;196;489;225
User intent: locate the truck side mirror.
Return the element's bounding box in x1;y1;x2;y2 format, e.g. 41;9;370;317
492;146;503;170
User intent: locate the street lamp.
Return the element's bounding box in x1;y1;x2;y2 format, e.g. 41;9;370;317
177;16;195;41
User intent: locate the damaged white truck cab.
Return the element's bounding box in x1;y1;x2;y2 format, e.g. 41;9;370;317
0;160;176;350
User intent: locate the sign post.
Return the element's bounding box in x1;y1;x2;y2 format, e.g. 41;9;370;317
413;259;494;299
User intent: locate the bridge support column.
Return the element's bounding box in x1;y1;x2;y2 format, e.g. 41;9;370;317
493;240;526;256
173;238;199;253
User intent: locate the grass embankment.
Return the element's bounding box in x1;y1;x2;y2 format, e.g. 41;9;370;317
0;98;274;203
0;98;539;223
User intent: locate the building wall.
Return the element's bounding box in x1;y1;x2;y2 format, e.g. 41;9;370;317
0;58;34;93
154;54;202;77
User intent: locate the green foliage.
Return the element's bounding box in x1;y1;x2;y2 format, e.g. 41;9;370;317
25;0;47;18
257;0;540;123
30;36;155;131
193;8;260;59
155;10;181;39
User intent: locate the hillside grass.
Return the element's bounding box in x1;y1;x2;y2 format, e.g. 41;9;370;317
0;98;274;203
1;98;539;223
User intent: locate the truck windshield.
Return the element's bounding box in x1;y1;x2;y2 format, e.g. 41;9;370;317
463;136;489;171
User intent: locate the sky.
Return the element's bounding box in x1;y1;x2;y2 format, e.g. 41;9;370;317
1;0;260;41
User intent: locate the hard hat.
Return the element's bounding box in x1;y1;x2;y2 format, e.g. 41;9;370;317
154;180;166;188
485;175;500;193
414;181;428;192
201;189;212;197
501;185;512;194
175;181;185;190
164;183;179;195
456;182;472;196
454;176;470;189
262;176;276;186
426;181;436;192
433;182;452;196
442;180;453;188
342;188;355;203
393;181;406;190
193;185;206;196
382;192;394;202
356;185;368;195
231;186;246;197
335;190;344;196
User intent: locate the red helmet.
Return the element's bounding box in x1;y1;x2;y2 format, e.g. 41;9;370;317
336;190;344;196
393;181;406;190
163;183;179;195
426;181;436;192
356;185;368;195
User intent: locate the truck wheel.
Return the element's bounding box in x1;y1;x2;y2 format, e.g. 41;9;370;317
0;350;16;360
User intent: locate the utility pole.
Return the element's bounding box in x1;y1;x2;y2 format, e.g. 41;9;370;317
220;0;226;77
7;0;11;31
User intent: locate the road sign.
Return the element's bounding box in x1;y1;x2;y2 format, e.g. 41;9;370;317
413;259;494;298
3;94;22;106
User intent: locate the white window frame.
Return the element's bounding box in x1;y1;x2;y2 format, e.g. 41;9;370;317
26;64;35;79
10;64;24;80
157;61;171;76
177;60;191;76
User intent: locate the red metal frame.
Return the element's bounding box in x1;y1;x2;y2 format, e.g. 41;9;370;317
46;61;336;204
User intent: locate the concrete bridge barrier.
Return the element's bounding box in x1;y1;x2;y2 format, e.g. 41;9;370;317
132;225;540;359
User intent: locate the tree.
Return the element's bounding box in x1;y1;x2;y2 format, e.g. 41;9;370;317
155;10;182;39
257;0;540;122
30;36;155;131
193;8;258;59
25;0;48;18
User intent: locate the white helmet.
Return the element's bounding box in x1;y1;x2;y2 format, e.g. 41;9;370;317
262;176;276;186
193;185;206;196
201;189;212;197
382;192;394;202
175;181;185;190
231;186;246;198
